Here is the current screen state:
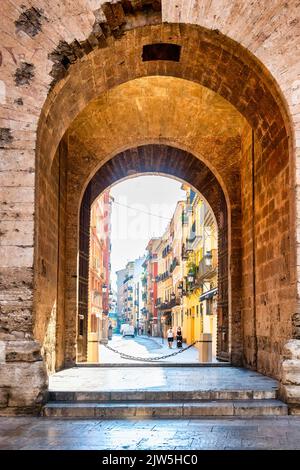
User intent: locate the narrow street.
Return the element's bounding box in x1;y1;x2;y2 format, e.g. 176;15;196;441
99;333;201;364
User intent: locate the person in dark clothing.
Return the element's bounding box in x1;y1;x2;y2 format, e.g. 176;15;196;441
176;327;183;348
108;323;113;340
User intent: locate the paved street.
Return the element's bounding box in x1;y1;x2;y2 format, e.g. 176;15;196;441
98;334;208;364
0;416;300;449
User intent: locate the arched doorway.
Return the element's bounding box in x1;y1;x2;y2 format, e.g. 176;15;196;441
30;21;296;413
77;146;230;363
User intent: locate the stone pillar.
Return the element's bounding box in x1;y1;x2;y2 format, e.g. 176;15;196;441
0;340;48;415
279;339;300;414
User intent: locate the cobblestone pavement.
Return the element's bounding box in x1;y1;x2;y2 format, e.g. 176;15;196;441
0;416;300;449
98;334;203;364
49;365;278;393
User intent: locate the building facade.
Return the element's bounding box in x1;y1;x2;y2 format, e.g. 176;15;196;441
87;190;112;362
132;257;145;332
116;268;126;325
140;186;218;356
118;257;145;331
181;187;218;354
141;239;160;336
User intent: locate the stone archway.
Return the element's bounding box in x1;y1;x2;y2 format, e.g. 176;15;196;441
77;145;231;364
0;2;298;414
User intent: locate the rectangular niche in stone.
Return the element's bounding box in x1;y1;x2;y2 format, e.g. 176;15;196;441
142;43;181;62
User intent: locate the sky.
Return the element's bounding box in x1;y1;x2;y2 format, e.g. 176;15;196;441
109;175;186;290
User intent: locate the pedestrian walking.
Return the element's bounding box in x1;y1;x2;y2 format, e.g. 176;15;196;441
108;323;113;340
167;327;174;348
176;326;183;348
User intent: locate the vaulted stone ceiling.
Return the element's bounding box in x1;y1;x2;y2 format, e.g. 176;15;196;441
67;76;247;162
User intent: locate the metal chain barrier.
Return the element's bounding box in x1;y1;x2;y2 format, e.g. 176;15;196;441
103;340;200;362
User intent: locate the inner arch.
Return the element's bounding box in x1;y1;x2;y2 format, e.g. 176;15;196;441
77;145;232;364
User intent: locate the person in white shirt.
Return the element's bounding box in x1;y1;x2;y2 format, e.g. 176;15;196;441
167;327;174;348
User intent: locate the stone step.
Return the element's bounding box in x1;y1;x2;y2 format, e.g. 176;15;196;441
43;399;287;418
48;389;278;402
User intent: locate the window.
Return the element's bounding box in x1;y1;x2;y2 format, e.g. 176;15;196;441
206;299;212;315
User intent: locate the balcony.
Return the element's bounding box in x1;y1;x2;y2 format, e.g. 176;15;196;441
197;250;218;282
158;297;181;311
155;271;171;282
162;244;171;258
170;257;179;273
187;234;202;251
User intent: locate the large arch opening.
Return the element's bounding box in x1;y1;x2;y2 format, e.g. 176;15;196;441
85;173;220;364
77;147;229;364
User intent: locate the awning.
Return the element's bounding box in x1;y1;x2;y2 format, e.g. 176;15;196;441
199;287;218;301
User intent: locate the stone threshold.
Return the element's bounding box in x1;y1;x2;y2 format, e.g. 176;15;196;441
75;362;231;367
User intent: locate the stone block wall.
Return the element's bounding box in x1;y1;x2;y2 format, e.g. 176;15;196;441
240;121;295;378
0;1;299;413
34;142;68;373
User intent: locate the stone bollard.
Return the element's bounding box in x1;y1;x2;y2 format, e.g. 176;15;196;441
279;339;300;414
199;333;212;363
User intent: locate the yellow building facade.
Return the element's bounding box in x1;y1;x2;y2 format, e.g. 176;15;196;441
174;186;218;357
182;187;203;347
147;184;218;358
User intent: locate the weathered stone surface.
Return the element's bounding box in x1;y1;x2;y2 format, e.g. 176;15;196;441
5;340;42;362
280;384;300;405
0;361;47;388
0;306;33;336
282;339;300;360
292;314;300;339
15;7;47;38
0;128;13;148
281;359;300;385
0;388;9;407
0;341;5;363
14;63;35;86
0;361;47;413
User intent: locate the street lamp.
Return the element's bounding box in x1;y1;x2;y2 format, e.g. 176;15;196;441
205;251;213;266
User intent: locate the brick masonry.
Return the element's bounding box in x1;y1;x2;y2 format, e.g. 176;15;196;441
0;1;299;414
